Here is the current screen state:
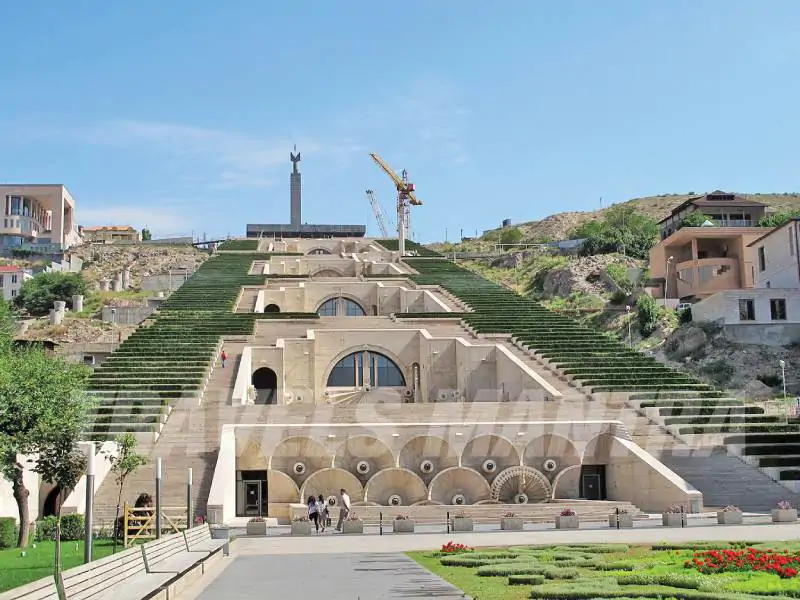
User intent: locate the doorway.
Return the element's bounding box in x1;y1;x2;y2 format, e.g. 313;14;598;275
236;470;268;516
251;367;278;404
579;465;607;500
264;304;280;313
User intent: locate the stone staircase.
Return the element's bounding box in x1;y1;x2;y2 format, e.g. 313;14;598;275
235;288;260;313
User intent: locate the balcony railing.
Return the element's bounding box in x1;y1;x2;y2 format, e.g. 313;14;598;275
712;219;754;227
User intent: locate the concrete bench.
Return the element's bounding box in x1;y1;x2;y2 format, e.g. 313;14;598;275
0;576;58;600
60;545;173;600
142;532;208;575
183;524;228;556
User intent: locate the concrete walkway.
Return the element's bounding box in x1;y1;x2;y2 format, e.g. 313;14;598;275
191;553;466;600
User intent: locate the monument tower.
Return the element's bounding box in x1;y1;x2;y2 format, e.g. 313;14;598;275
290;146;301;227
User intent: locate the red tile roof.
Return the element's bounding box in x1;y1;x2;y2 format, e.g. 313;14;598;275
0;266;23;273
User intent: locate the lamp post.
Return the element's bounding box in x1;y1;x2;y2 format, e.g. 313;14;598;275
155;458;163;539
626;305;632;348
780;359;787;400
83;442;95;564
187;468;193;530
664;256;674;301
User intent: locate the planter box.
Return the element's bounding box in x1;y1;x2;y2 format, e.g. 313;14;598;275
772;508;798;523
662;513;685;527
291;520;313;535
555;515;579;530
342;519;364;534
451;517;474;532
392;519;415;533
717;511;743;525
608;513;634;528
246;521;267;536
501;517;524;531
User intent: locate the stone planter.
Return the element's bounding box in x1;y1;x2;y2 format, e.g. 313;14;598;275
501;517;524;531
392;519;415;533
662;513;685;527
772;508;798;523
717;511;743;525
451;517;474;532
608;513;634;528
555;515;579;530
246;521;267;536
342;519;364;534
291;520;313;535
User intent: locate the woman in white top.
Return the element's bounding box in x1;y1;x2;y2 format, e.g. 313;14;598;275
307;495;319;532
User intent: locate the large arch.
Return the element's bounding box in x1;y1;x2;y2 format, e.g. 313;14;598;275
523;434;581;478
269;436;332;486
251;367;277;404
461;434;520;482
398;435;459;485
316;296;366;317
307;247;332;255
264;303;281;313
325;349;406;388
310;268;345;278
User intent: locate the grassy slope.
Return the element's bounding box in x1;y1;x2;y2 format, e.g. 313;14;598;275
0;540;115;592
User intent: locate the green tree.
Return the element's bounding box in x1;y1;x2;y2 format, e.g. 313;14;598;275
141;228;152;241
0;342;91;548
104;433;147;550
758;212;800;228
680;212;713;228
572;206;658;259
499;227;523;245
14;272;87;316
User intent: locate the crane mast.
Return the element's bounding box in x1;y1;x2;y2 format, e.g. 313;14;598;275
365;189;390;237
368;153;422;256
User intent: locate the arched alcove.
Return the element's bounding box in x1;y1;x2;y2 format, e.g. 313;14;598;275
252;367;278;404
264;304;280;313
317;297;366;317
326;351;406;388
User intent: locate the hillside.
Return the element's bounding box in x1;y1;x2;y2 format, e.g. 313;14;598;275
433;192;800;248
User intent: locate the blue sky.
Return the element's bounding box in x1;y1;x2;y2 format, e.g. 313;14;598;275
2;1;799;242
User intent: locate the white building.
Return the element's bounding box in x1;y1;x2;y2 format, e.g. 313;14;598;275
749;218;800;289
0;265;31;301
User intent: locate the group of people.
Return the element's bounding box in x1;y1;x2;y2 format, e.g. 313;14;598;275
307;488;351;533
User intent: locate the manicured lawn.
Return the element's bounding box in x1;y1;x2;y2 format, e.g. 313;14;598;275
408;541;800;600
0;540;116;592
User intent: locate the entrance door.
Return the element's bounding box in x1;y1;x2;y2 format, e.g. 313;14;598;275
579;465;607;500
243;481;262;516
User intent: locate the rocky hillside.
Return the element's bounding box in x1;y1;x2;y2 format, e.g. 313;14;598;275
432;192;800;248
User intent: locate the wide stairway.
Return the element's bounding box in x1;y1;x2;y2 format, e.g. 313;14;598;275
403;257;800;512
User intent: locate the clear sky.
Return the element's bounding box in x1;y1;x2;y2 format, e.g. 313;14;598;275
2;1;799;241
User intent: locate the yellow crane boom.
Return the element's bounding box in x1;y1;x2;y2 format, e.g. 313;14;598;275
368;153;422;206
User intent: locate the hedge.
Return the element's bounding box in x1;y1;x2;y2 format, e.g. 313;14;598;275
0;517;16;548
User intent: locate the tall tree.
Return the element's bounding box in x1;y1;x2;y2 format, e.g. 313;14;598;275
0;343;91;548
104;434;147;552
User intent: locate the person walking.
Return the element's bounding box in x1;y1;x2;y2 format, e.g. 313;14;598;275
220;350;227;368
317;494;329;532
307;495;319;533
335;488;351;532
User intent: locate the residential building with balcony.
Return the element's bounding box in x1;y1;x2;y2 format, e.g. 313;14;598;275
0;265;32;301
80;225;141;243
0;185;82;253
658;190;767;240
649;226;764;300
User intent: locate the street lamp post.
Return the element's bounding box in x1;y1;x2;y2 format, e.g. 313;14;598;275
626;305;632;348
780;359;787;400
664;256;674;301
83;443;95;564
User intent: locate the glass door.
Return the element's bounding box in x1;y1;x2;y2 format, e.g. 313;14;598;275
244;481;262;516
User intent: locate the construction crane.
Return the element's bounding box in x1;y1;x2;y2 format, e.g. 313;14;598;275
368;153;422;256
365;189;390;237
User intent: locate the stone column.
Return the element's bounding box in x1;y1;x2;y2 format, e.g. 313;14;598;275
113;272;123;292
122;268;131;290
100;279;110;291
49;309;63;325
72;294;84;312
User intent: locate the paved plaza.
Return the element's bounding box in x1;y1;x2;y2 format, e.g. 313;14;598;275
180;521;800;600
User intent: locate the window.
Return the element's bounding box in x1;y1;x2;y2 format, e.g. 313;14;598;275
758;247;766;272
0;276;4;287
766;281;771;288
11;274;17;284
326;351;406;388
738;299;755;321
10;289;16;298
316;297;366;317
770;299;787;321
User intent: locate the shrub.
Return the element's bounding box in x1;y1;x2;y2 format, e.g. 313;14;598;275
499;227;523;245
758;372;782;387
35;516;58;541
14;272;87;316
618;572;703;589
0;517;16;548
636;294;660;337
609;290;628;305
559;507;577;517
508;574;545;585
60;514;85;541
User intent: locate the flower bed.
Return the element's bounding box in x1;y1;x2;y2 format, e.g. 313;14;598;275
685;548;800;578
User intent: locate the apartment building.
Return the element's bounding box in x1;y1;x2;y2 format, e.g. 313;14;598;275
0;185;82;252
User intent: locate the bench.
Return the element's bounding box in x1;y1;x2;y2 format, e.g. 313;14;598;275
0;576;58;600
183;524;228;556
141;532;208;575
60;545;173;600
